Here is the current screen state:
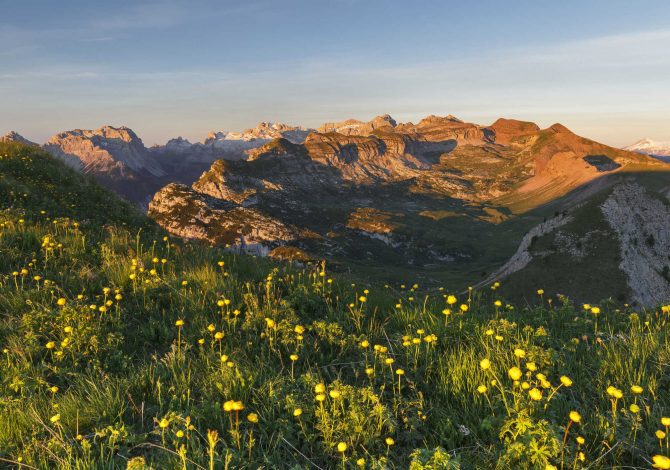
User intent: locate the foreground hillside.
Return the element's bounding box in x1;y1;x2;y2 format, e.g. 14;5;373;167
1;143;670;469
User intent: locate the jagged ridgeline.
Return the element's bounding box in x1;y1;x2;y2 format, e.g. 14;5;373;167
0;140;670;468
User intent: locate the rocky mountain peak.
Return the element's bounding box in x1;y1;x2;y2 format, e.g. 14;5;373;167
488;118;541;144
547;123;572;134
163;137;194;152
204;122;310;145
417;114;463;125
96;125;141;142
0;131;38;146
48;125;143;146
370;114;397;127
317;114;397;136
44;125;164;177
247;138;305;161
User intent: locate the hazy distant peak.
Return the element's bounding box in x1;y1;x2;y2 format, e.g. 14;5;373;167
317;114;397;136
418;114;463;124
623;138;670;157
204;122;310;145
0;131;38;146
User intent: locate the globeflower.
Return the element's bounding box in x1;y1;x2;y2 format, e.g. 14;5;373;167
508;367;522;381
480;359;491;370
607;386;623;399
560;376;573;387
652;455;670;469
569;411;581;423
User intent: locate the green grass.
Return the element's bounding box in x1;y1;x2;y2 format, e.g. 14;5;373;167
0;143;670;469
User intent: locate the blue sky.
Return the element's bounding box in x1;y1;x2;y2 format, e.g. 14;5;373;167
1;0;669;146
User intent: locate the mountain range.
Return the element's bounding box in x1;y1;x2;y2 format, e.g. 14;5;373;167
3;116;670;306
3;122;311;206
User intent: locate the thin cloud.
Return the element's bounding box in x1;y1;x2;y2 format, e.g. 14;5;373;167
89;2;189;31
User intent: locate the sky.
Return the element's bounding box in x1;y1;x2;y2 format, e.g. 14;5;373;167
1;0;669;147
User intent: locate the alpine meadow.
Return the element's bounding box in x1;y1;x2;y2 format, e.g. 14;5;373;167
2;1;670;469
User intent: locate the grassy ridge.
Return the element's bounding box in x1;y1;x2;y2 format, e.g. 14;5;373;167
0;144;669;469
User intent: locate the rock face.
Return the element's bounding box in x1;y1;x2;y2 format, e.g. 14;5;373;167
1;131;38;146
43;126;167;206
487;118;540;145
601;182;670;306
148;182;312;255
148;114;663;292
486;175;670;307
318;114;397;135
45;126;164;176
